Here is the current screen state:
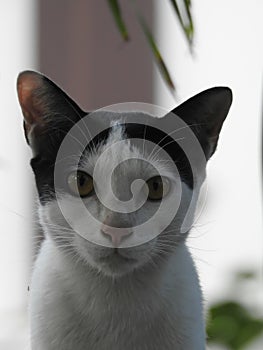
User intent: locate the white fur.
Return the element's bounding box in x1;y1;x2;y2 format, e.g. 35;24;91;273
30;125;206;349
30;239;205;350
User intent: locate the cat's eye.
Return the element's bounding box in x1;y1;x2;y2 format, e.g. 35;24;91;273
67;171;94;197
146;176;170;201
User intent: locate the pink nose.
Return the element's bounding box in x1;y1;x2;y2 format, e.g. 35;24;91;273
101;224;132;246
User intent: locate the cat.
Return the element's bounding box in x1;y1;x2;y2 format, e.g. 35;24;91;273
17;70;232;350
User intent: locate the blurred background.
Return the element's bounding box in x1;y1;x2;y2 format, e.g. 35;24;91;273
0;1;262;349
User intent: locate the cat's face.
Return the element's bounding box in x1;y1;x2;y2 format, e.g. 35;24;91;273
38;116;195;276
17;71;232;277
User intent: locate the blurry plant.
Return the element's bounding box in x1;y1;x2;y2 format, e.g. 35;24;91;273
207;301;263;349
207;270;263;349
107;0;194;91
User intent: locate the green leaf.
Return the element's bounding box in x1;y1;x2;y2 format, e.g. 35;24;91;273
207;301;263;349
137;15;175;91
183;0;194;41
235;270;256;281
108;0;129;41
169;0;194;47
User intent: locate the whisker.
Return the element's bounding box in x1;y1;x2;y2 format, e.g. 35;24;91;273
146;122;203;162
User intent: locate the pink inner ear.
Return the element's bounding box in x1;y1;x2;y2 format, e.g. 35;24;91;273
17;71;44;125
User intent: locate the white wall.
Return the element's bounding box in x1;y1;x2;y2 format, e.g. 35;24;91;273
0;1;36;349
154;0;263;316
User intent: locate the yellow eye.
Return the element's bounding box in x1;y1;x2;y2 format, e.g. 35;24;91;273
67;171;94;197
146;176;170;200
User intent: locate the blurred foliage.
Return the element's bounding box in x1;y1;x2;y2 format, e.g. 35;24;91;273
207;301;263;349
108;0;129;41
235;271;256;281
137;14;175;90
206;270;263;349
107;0;194;91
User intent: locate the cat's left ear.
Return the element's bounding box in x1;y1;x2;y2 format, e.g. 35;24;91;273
169;87;232;159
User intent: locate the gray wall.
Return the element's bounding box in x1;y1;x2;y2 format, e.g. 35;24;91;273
38;0;153;110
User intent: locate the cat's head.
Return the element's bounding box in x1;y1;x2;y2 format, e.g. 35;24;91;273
17;71;232;277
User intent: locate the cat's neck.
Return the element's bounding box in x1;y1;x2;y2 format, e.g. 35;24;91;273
42;235;198;303
51;236;172;291
32;236;205;349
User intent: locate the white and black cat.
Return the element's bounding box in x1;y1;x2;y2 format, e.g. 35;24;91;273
17;71;232;350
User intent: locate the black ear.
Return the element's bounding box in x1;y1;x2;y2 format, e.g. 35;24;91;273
172;87;232;159
17;70;86;155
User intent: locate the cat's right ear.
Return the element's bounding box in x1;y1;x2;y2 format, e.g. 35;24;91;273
17;70;86;150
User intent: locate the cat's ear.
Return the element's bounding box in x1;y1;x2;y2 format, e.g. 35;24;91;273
17;70;86;149
170;87;232;159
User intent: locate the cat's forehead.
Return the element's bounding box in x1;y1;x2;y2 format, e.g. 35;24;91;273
79;120;172;179
69;110;192;185
87;110;156;125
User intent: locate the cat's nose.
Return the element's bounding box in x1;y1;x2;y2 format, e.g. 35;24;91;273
101;223;132;247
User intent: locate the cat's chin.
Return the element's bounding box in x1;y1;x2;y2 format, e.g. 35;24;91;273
79;248;147;277
93;249;141;277
72;236;155;277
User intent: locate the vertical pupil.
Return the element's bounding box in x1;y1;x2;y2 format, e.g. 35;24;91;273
153;181;160;191
78;174;86;187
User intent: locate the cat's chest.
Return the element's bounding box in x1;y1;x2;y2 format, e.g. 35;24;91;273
37;301;180;350
32;281;179;350
30;239;204;350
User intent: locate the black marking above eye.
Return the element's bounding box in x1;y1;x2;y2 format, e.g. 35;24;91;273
123;123;194;189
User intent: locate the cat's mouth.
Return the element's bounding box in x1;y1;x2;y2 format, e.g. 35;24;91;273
99;248;137;263
92;247;141;276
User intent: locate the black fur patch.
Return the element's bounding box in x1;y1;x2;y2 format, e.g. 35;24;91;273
31;118;194;204
124;123;193;188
